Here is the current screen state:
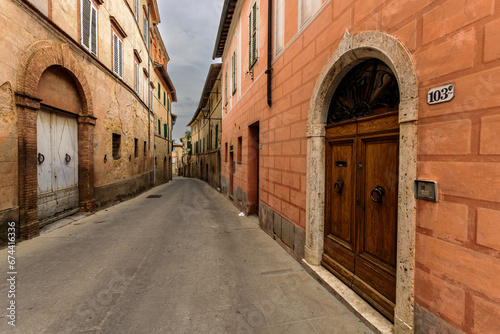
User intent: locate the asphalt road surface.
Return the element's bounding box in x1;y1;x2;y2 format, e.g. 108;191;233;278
0;177;373;334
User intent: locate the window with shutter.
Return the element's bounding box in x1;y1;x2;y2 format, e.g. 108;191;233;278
134;61;139;94
232;51;237;95
215;124;219;148
144;73;148;102
143;16;148;43
81;0;98;56
299;0;321;28
158;119;161;135
151;89;154;111
118;37;123;77
158;83;161;99
135;0;139;23
164;92;166;106
248;3;258;69
112;33;123;78
90;6;97;55
164;124;167;138
225;67;228;105
275;0;285;55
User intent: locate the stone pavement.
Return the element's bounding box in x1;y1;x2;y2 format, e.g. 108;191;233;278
0;177;374;333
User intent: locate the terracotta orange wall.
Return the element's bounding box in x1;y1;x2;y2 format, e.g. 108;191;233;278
221;1;500;330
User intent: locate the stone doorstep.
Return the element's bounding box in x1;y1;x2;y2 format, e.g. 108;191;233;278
302;259;394;334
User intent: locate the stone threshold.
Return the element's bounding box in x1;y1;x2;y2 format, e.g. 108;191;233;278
302;259;394;334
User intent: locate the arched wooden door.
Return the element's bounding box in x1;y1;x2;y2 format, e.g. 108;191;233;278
322;59;400;321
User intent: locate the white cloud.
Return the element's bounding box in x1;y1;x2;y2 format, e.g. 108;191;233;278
157;0;224;142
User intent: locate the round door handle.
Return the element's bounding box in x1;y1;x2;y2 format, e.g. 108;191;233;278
370;185;385;203
65;154;71;163
38;153;45;164
334;179;344;194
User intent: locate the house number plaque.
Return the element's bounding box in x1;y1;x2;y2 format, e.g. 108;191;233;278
427;84;455;105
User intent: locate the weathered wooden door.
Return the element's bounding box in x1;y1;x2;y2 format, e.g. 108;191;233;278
37;108;79;226
322;59;400;321
323;112;399;320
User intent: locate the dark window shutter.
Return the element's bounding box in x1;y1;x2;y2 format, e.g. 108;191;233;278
158;119;161;135
249;10;252;69
252;5;257;63
164;124;167;138
215;124;218;147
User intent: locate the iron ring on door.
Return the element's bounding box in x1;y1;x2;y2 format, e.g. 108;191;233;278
370;186;385;203
334;179;344;194
38;153;45;164
65;154;71;163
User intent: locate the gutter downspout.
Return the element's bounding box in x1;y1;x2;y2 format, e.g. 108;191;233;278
266;0;272;107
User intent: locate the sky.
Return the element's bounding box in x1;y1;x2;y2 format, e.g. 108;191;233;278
157;0;225;143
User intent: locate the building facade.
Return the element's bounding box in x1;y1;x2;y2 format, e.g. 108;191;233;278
213;0;500;333
188;64;222;190
172;142;183;176
179;136;191;177
0;0;176;242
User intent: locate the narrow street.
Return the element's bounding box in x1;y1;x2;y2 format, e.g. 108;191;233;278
0;177;373;334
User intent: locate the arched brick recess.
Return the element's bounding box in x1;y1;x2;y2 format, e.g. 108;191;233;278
16;41;96;239
305;31;418;333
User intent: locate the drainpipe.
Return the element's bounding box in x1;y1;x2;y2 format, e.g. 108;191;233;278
266;0;272;107
147;4;151;150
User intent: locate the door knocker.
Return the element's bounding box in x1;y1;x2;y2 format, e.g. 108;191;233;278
334;179;344;195
65;154;71;163
38;153;45;164
370;185;385;204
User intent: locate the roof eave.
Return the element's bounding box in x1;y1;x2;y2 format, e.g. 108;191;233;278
212;0;238;59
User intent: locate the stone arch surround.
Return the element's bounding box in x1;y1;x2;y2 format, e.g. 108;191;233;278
304;31;418;333
15;41;96;239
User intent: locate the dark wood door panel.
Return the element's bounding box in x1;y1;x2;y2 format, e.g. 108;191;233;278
323;112;399;322
352;274;396;322
326;140;355;246
323;235;355;275
359;136;399;267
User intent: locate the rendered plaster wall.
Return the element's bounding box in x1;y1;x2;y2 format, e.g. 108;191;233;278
0;0;164;226
219;0;500;333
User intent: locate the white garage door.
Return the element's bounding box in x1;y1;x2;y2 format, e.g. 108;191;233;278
37;109;79;226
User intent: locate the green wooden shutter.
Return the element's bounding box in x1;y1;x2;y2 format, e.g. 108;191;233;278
158;119;161;135
225;68;228;105
164;124;167;138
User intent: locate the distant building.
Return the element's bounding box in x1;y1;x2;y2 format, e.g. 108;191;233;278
179;136;191;177
188;64;222;189
0;0;176;242
213;0;500;333
172;142;183;176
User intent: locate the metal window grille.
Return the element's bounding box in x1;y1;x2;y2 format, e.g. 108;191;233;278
112;133;121;159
